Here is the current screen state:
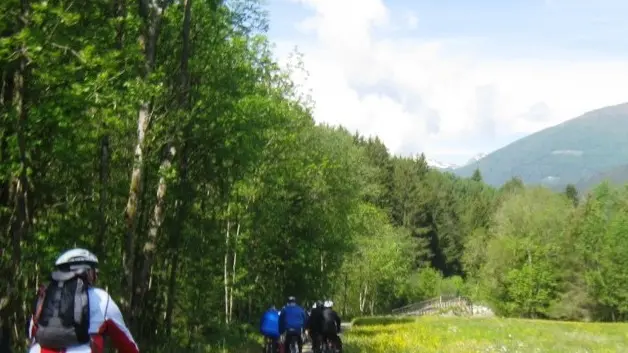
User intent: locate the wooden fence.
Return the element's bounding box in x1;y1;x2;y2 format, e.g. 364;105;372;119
391;296;473;317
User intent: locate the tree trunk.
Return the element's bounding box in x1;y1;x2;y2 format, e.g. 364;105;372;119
369;288;377;315
164;145;191;335
359;282;368;314
122;0;163;315
0;70;14;206
2;0;31;345
224;217;231;324
95;0;124;255
95;134;109;254
0;65;15;224
178;0;191;104
115;0;127;48
162;0;192;336
11;2;30;276
320;251;324;273
229;221;240;323
136;143;176;317
164;246;180;336
342;271;348;317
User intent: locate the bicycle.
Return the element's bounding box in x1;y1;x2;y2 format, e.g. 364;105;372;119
263;336;278;353
321;337;334;353
319;332;341;353
302;329;310;344
286;334;299;353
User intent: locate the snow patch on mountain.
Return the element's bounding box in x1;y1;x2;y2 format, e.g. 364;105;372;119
422;152;487;171
426;159;458;170
551;150;583;156
465;153;487;165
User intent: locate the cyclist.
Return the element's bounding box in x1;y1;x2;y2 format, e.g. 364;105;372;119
260;305;280;353
307;300;325;353
304;302;316;344
321;300;342;353
27;248;139;353
279;296;307;353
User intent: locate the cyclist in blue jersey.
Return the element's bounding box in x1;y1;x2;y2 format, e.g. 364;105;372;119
279;296;307;353
260;305;280;352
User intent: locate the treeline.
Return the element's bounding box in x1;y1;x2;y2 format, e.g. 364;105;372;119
0;0;369;351
347;135;628;323
468;181;628;322
0;0;424;351
1;0;625;351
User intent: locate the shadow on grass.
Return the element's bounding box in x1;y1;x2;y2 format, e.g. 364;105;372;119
144;337;261;353
133;323;262;353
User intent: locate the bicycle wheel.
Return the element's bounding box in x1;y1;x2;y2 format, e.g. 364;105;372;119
326;341;333;353
290;338;298;353
267;338;276;353
263;338;270;353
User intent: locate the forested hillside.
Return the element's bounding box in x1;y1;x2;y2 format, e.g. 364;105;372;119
575;164;628;192
456;103;628;189
2;0;628;352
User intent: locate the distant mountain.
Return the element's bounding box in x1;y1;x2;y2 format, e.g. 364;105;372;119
454;103;628;189
575;164;628;192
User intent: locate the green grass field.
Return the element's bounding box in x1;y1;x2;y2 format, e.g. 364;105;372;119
345;316;628;353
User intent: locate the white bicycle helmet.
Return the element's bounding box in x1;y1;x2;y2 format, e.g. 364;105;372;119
324;300;333;308
55;248;99;270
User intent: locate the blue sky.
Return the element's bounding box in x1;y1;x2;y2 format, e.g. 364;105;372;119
263;0;628;165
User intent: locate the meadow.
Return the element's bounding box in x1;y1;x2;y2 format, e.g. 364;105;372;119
344;316;628;353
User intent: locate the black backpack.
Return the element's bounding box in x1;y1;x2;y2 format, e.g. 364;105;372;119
33;270;90;349
320;308;338;334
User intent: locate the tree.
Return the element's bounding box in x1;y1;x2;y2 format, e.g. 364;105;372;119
564;183;579;207
479;187;571;318
471;168;483;182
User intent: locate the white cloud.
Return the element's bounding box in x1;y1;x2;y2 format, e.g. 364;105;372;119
276;0;628;164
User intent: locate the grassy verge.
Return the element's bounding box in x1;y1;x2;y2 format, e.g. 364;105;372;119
344;316;628;352
145;324;262;353
351;316;415;327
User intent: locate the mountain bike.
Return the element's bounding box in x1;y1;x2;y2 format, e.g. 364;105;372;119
320;337;336;353
288;336;299;353
284;331;300;353
310;333;321;353
302;329;310;344
263;336;278;353
320;333;341;353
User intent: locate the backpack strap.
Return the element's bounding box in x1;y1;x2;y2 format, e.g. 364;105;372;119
32;284;47;327
73;277;88;325
50;280;66;319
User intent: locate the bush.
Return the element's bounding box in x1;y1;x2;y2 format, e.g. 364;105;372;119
440;275;465;296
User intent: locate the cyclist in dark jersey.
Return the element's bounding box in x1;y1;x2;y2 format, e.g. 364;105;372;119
306;301;325;353
320;301;342;353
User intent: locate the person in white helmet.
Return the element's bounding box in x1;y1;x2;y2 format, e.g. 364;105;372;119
320;300;342;353
27;248;139;353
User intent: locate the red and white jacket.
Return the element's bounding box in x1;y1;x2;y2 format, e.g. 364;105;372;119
28;287;140;353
